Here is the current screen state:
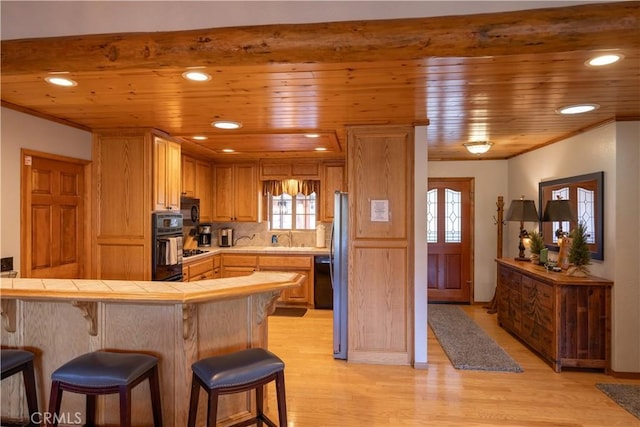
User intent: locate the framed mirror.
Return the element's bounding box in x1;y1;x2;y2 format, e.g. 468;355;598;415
538;171;604;260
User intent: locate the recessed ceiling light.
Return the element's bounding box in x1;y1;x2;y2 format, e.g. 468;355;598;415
221;148;235;153
45;76;77;87
463;141;493;155
314;147;327;151
556;104;600;115
586;54;623;67
192;135;208;140
212;121;242;130
182;71;211;82
305;133;320;138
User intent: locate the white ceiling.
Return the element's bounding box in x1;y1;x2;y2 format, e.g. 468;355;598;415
1;1;607;40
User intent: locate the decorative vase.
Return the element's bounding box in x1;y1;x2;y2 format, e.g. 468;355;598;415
530;254;540;264
566;265;589;277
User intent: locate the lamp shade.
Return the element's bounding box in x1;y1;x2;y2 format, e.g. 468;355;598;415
542;199;576;222
506;199;539;222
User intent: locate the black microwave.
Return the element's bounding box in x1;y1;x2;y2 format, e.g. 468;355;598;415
180;196;200;226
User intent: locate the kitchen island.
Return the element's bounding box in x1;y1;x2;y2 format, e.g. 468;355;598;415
0;272;304;426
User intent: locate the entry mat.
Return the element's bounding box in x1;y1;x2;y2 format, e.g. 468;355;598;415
596;383;640;419
428;304;523;372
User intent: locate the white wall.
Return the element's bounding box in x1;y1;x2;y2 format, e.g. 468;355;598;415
0;108;92;274
428;160;509;302
508;120;640;373
414;126;428;367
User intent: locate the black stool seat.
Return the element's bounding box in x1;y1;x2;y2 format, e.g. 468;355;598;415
51;351;158;387
188;348;287;427
47;351;162;427
1;349;39;427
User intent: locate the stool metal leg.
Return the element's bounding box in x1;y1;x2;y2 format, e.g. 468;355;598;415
187;373;200;427
207;389;219;427
86;394;97;426
276;371;288;427
47;381;63;427
148;365;163;427
22;359;39;427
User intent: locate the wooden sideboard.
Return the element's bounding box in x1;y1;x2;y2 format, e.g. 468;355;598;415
495;258;613;373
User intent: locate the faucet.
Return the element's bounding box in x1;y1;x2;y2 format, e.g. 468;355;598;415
233;233;255;246
275;231;293;247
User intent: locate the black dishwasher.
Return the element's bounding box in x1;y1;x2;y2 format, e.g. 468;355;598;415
314;256;333;309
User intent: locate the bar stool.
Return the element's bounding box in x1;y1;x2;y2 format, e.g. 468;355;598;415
47;351;163;427
1;349;39;426
188;348;287;427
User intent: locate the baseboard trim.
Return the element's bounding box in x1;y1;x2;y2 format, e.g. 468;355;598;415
610;369;640;379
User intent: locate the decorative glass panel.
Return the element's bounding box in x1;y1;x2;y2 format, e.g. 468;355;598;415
551;187;570;243
577;187;595;244
445;188;461;243
427;189;438;243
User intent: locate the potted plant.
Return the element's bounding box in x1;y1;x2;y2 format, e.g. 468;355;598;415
528;230;545;264
567;221;591;277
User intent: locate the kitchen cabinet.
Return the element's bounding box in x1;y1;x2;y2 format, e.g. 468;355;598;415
181;155;196;197
258;255;313;306
496;258;612;373
320;161;345;221
259;160;320;180
182;155;213;222
153;136;181;211
183;255;214;282
212;163;258;222
221;254;258;278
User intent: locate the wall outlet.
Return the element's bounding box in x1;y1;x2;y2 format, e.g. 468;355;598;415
1;257;13;272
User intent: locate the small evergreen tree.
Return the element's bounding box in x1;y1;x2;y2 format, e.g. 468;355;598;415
528;230;545;255
568;221;591;276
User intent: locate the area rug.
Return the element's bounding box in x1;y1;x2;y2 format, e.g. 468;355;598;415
272;307;307;317
428;304;523;372
596;383;640;419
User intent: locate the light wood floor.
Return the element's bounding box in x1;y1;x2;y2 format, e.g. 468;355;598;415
266;305;639;427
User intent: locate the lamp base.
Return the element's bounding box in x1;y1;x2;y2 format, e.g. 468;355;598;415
514;257;531;262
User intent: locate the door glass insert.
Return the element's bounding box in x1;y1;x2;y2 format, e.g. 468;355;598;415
445;188;461;243
427;189;438;243
577;187;595;244
551;187;569;243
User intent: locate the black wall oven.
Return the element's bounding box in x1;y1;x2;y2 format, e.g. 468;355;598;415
152;212;183;281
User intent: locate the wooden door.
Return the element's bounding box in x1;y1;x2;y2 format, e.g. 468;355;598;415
427;178;473;303
21;151;88;278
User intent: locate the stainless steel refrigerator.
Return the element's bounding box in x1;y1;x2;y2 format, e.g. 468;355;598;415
331;191;348;359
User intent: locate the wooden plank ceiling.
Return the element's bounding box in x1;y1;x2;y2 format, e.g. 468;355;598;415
1;2;639;161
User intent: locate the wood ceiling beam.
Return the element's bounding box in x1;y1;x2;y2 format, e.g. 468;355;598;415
2;2;638;75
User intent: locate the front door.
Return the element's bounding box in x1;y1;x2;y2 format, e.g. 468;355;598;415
427;178;473;303
21;150;88;278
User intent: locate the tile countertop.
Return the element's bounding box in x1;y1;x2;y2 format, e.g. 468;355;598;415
186;246;330;260
0;271;304;304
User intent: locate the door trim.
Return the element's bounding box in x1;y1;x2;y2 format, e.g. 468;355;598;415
20;149;92;278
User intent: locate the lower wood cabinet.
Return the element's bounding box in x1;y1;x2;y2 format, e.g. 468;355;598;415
183;254;220;281
221;254;258;278
258;255;313;307
496;258;613;373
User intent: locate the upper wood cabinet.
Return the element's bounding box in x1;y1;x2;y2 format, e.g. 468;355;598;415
181;155;196;197
182;154;213;221
212;163;258;222
320;161;346;222
259;160;320;180
153;136;181;211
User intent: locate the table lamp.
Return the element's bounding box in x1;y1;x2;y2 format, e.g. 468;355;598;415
542;198;576;239
506;197;539;261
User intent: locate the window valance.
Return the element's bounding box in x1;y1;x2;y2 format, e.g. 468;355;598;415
262;179;320;196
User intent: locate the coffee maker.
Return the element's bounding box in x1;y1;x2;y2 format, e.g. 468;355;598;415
197;223;212;247
218;228;233;247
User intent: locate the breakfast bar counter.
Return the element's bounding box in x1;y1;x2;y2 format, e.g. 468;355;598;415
0;272;304;426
